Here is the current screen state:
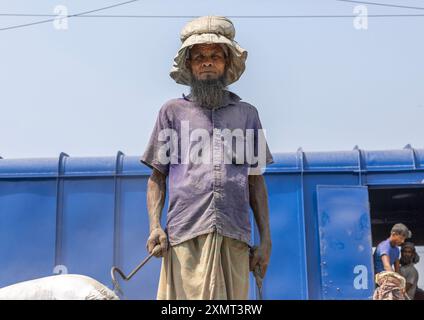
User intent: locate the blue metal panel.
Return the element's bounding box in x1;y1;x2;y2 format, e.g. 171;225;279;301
2;147;424;299
366;172;424;186
303;173;362;299
60;178;115;287
0;158;58;178
362;149;415;171
303;151;360;172
263;174;308;299
0;179;56;287
117;176;166;299
2;149;424;177
316;185;374;300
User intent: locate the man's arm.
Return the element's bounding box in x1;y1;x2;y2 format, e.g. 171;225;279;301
146;168;168;257
381;255;394;272
394;259;400;273
248;174;272;278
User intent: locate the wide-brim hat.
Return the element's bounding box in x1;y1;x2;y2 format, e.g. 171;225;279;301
170;16;248;86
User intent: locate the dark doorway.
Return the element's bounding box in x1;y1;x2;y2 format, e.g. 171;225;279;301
369;185;424;295
369;186;424;246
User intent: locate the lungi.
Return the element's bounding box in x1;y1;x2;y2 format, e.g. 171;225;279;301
156;231;250;300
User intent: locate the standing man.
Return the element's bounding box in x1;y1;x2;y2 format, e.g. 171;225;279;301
373;223;412;275
399;242;420;299
140;16;274;299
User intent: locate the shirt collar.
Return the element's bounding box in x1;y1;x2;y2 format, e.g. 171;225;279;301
182;90;242;108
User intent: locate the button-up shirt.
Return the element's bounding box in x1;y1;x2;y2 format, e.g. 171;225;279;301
140;90;273;246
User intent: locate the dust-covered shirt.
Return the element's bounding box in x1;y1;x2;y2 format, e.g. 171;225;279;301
373;239;400;274
140;90;274;246
400;264;419;299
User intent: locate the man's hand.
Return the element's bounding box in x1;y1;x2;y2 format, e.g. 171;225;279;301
146;227;168;258
249;241;272;278
248;174;272;280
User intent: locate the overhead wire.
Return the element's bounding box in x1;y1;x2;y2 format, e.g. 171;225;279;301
0;0;141;31
1;0;424;32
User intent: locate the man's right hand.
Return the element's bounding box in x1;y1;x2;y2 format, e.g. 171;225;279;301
146;227;168;258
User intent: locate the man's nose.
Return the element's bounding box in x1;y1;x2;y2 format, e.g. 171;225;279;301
202;61;213;67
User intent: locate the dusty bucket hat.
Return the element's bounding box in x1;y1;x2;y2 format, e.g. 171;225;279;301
170;15;248;86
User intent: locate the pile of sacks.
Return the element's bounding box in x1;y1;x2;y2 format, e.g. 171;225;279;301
373;271;408;300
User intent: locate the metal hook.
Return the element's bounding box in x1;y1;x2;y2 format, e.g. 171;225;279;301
111;250;156;297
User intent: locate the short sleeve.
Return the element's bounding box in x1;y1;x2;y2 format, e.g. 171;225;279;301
247;107;274;175
139;106;172;176
378;242;391;257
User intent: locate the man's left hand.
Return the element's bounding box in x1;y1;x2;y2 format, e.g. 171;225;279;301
249;242;271;278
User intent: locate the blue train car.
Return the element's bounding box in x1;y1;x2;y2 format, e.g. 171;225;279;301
1;145;423;299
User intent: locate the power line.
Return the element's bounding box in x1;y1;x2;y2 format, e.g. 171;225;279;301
335;0;424;11
1;13;424;19
1;1;424;32
0;0;141;32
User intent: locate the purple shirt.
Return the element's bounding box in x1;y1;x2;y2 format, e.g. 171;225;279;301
373;238;400;273
140;90;274;246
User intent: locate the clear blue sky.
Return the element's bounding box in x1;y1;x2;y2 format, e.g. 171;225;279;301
1;0;423;159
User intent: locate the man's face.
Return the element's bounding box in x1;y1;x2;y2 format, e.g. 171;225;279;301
392;233;406;246
186;43;227;81
402;247;414;263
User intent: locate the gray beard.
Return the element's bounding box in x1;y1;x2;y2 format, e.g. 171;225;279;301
189;74;228;109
